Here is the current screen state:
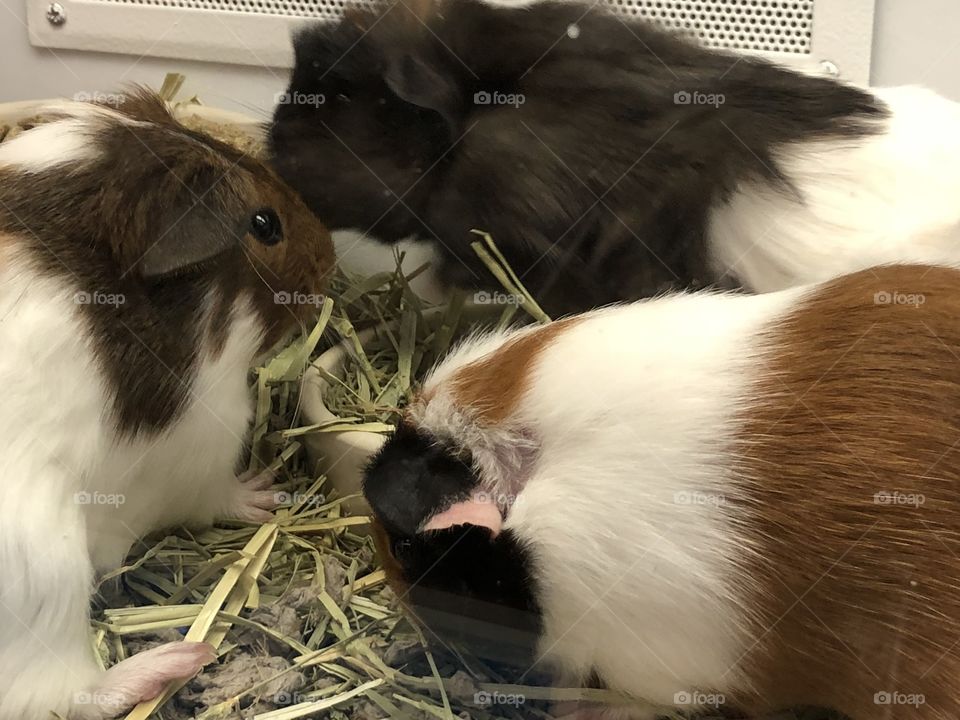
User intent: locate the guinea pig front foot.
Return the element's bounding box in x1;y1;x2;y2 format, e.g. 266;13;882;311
219;469;279;523
71;641;216;719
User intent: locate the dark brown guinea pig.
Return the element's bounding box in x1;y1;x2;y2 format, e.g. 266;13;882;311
365;263;960;720
0;90;333;720
272;0;960;317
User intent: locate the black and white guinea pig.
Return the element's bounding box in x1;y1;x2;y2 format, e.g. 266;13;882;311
269;0;960;316
365;263;960;720
0;90;334;720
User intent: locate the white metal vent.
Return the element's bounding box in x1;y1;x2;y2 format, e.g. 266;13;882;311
611;1;814;54
90;0;348;20
27;0;875;82
84;0;815;54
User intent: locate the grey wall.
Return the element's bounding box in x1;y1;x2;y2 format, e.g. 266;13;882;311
870;0;960;97
0;0;286;115
1;0;959;110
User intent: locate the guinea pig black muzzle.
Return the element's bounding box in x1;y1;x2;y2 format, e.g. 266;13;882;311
364;423;543;670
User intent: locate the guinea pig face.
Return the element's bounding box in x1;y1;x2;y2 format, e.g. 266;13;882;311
269;11;458;242
226;157;337;347
109;93;336;346
0;91;334;352
364;422;479;536
364;422;543;666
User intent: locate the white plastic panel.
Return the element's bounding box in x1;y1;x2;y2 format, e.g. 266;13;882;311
26;0;876;83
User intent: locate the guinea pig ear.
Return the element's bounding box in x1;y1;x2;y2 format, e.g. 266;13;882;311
379;47;464;135
138;188;243;279
383;52;460;115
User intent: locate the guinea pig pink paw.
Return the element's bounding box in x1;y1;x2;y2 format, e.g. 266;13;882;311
77;641;216;718
222;469;278;523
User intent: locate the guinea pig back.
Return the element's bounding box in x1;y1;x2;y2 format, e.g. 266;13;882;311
269;0;927;316
365;264;960;719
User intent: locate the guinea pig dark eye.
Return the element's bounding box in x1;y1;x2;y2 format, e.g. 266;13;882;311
249;208;283;246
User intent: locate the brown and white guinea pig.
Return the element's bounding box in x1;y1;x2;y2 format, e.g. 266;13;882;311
0;91;333;720
270;0;960;316
365;263;960;720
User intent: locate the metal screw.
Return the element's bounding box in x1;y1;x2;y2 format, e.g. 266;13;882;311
46;2;67;26
819;60;840;77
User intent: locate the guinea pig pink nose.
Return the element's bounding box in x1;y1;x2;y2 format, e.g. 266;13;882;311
421;493;503;537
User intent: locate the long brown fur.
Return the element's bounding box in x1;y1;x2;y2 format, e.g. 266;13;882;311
448;317;580;425
733;265;960;719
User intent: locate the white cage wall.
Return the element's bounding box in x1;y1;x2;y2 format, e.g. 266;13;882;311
27;0;877;83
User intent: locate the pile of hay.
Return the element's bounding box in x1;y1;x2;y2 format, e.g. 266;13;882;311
88;259;576;720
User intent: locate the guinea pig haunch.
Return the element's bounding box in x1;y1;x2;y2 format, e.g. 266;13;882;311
365;264;960;720
274;0;960;315
0;91;334;720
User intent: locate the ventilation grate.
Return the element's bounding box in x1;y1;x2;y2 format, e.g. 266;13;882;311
88;0;815;54
611;0;814;54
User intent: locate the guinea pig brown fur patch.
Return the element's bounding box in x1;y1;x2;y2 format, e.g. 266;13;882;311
0;90;334;435
732;265;960;719
448;317;581;426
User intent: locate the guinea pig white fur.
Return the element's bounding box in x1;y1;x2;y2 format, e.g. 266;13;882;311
365;263;960;720
0;93;333;720
709;86;960;292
